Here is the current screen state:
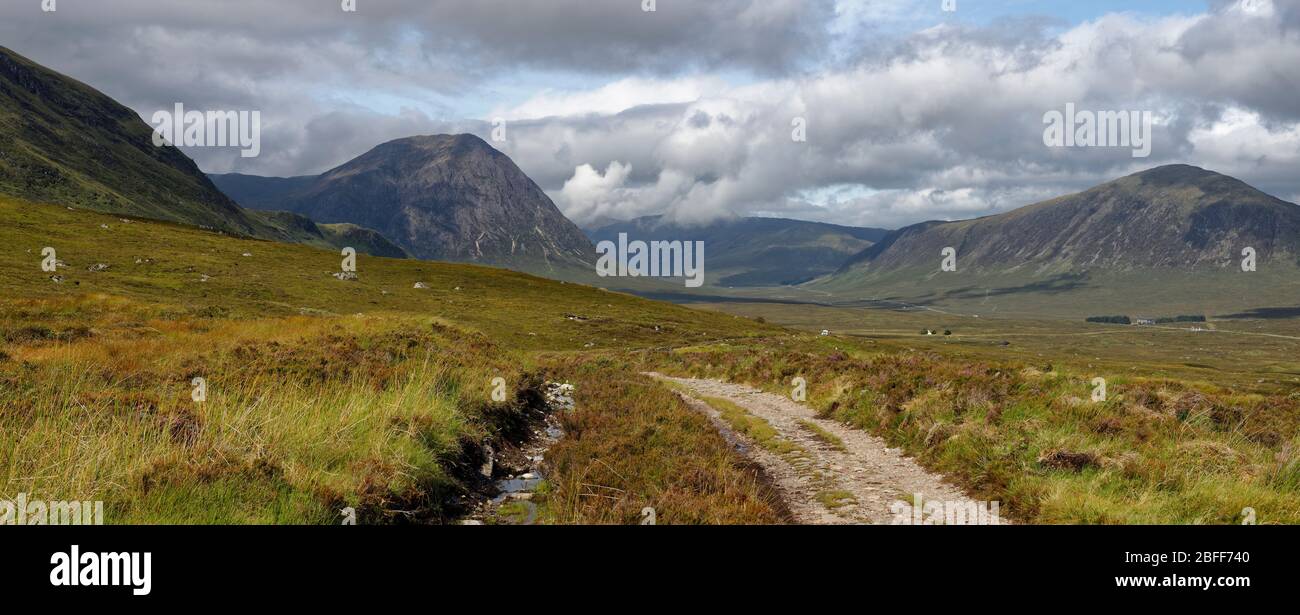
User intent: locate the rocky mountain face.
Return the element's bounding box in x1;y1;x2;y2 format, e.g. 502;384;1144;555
588;215;888;287
212;135;595;272
839;165;1300;276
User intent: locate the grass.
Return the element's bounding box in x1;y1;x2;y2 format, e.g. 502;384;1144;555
537;359;787;524
6;193;1300;524
697;394;803;458
815;490;857;510
639;336;1300;524
798;419;846;451
0;308;525;524
691;300;1300;390
0;196;782;524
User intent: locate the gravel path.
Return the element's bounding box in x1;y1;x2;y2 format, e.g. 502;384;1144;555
649;373;1002;525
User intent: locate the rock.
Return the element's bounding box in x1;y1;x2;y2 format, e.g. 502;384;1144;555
413;282;429;289
479;445;494;478
520;472;537;480
49;275;64;284
460;520;484;526
332;271;358;281
242;252;253;257
544;382;576;411
87;263;110;272
509;492;533;501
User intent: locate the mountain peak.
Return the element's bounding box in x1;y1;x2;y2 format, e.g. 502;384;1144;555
1128;163;1218;183
213;134;594;271
837;165;1300;275
374;133;496;155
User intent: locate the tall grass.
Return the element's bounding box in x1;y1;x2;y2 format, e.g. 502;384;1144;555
540;357;788;525
640;340;1300;524
0;310;526;524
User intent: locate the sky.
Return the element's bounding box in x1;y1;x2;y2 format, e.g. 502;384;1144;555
2;0;1298;230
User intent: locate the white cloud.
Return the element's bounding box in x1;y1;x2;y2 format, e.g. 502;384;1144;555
493;77;723;121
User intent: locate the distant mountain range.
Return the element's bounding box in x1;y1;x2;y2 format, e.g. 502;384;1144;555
816;165;1300;316
587;216;888;287
0;45;402;257
211;134;595;274
839;165;1300;273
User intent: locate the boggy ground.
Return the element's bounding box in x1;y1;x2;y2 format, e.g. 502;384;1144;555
4;197;1299;524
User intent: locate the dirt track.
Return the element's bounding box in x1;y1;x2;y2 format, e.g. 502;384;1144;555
650;373;1004;525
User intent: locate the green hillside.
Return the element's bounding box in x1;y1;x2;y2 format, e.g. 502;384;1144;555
0;194;786;524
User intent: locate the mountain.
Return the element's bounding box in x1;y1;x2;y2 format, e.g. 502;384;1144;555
818;165;1300;315
0;45;259;234
246;210;408;259
210;135;595;273
0;45;401;258
587;215;889;287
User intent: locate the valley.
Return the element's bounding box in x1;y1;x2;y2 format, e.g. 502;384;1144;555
7;194;1298;525
1;42;1298;527
686;298;1300;390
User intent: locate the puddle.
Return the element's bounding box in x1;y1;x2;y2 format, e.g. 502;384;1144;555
491;473;545;504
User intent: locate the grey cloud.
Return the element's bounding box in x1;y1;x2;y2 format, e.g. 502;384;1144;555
2;0;1298;231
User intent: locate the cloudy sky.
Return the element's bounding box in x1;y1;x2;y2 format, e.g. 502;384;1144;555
3;0;1298;229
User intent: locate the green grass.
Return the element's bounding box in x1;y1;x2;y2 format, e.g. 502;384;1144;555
697;395;803;458
6;192;1300;525
640;336;1300;524
539;360;787;524
798;420;846;451
0;197;776;352
815;490;856;510
0;196;783;525
691;300;1300;390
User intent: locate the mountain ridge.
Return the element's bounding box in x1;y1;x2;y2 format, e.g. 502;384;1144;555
814;165;1300;316
837;165;1300;275
0;45;402;258
211;134;595;274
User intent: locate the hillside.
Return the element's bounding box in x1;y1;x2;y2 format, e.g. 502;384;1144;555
816;165;1300;316
0;45;262;235
588;215;888;287
0;194;767;350
0;45;405;260
0;192;786;524
210;135;596;274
